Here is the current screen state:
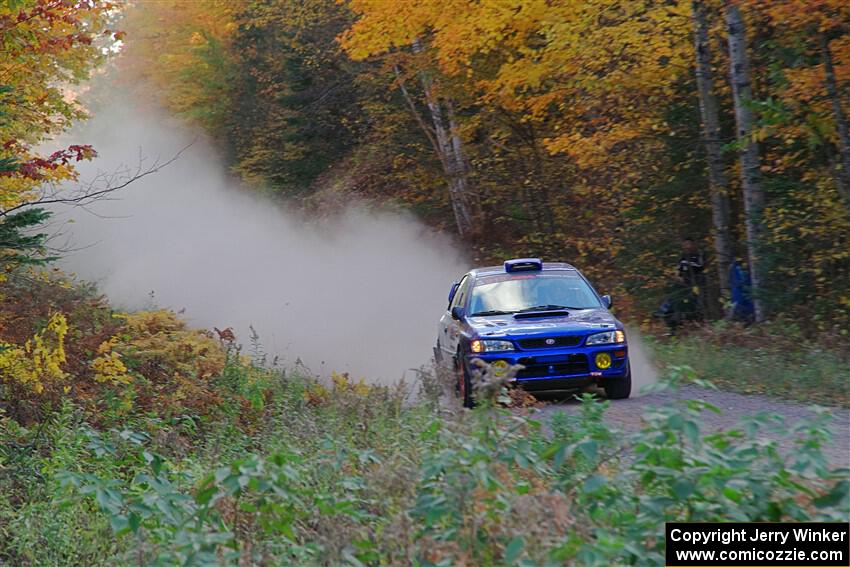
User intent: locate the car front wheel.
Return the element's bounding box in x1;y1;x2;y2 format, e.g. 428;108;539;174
455;351;474;408
604;364;631;400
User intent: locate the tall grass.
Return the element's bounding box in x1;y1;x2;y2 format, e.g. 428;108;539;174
651;322;850;407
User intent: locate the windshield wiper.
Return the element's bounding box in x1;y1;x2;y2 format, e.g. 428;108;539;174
517;304;575;312
470;309;515;316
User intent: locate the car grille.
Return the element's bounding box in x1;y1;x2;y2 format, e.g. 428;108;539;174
515;354;589;378
517;335;582;349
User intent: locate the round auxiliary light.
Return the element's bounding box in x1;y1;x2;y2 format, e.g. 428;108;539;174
595;352;612;370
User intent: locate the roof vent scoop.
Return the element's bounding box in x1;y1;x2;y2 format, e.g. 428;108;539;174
504;258;543;273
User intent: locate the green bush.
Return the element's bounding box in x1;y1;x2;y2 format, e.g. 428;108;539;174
42;362;847;566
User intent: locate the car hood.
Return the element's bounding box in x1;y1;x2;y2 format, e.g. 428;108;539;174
467;309;620;339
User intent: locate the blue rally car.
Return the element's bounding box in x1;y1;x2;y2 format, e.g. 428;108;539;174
436;258;631;407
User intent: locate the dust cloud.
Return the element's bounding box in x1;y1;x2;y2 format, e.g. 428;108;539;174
49;96;659;392
625;328;659;396
50;98;468;384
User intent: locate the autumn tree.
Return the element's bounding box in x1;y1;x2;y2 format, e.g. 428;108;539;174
758;0;850;209
750;0;850;320
340;3;480;236
124;0;850;327
821;35;850;206
123;0;368;198
0;0;119;270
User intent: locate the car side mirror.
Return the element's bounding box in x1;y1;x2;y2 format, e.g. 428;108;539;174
601;295;612;309
451;306;465;320
448;281;460;305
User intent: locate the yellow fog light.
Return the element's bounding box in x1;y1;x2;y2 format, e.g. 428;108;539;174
595;352;612;369
491;359;509;376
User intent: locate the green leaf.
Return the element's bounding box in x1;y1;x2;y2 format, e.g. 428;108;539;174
667;413;684;430
95;486;120;513
672;479;696;499
542;440;561;458
109;515;129;535
128;512;141;534
683;420;700;444
577;440;598;462
723;487;742;502
196;483;218;506
813;480;849;508
503;536;524;564
582;474;607;494
553;443;573;468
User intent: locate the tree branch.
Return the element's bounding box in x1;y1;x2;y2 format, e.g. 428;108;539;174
393;64;442;158
0;141;194;218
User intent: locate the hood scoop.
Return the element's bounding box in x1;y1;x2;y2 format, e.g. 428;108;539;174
514;310;570;320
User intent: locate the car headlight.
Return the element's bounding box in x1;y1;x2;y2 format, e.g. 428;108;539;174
585;330;626;346
470;339;515;353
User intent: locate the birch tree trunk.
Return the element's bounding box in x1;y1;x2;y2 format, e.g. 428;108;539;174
820;33;850;209
725;2;767;322
444;100;477;229
409;39;475;237
420;76;474;236
692;0;734;302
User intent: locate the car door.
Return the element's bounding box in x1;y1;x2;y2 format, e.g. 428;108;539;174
439;274;471;358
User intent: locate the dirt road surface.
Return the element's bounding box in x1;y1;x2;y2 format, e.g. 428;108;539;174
536;385;850;468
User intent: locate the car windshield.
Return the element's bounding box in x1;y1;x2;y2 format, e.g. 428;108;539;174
468;271;602;315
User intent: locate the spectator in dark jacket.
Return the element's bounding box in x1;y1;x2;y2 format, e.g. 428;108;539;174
655;237;706;334
678;237;705;287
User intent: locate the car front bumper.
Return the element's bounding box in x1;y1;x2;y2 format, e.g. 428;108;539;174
467;344;628;392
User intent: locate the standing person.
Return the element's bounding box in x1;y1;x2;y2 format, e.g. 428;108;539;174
655;237;706;334
678;237;706;288
679;236;708;318
729;259;755;323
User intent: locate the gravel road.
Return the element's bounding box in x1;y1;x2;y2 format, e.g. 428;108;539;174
536;385;850;468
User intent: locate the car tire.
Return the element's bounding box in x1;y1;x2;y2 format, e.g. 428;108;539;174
455;351;474;408
604;364;631;400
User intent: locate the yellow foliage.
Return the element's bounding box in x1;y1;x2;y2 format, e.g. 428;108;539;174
108;310;225;382
0;313;68;394
72;309;229;419
121;0;237;129
332;371;372;396
304;372;372;405
304;382;330;405
91;349;131;385
118;310;187;335
0;162;78;212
